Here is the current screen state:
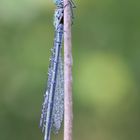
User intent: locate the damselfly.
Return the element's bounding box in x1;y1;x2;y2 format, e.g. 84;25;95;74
40;1;75;140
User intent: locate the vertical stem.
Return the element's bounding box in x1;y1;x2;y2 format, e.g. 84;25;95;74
64;0;73;140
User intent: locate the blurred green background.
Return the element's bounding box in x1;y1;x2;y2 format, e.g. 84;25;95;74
0;0;140;140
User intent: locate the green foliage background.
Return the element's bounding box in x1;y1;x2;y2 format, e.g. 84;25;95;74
0;0;140;140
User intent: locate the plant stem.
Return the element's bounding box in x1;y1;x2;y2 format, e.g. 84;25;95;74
64;0;73;140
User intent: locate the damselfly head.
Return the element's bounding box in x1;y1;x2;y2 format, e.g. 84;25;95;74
53;0;63;7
